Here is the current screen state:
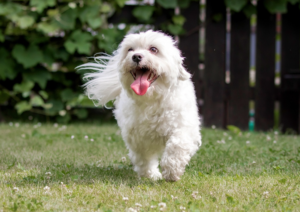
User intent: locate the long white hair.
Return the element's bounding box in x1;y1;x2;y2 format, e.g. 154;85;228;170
77;52;122;106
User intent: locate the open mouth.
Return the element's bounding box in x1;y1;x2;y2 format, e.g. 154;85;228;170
130;66;159;96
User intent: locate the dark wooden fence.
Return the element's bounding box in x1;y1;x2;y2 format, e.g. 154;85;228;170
203;1;299;133
110;1;300;133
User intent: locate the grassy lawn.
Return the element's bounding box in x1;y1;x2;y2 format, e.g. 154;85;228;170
1;122;300;211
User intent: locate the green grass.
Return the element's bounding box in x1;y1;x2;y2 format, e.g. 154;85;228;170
1;122;300;211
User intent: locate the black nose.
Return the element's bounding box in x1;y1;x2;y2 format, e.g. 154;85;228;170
132;53;143;63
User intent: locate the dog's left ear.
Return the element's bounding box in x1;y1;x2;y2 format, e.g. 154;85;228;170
178;63;191;81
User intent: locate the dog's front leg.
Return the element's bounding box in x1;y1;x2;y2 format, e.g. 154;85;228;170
160;135;193;182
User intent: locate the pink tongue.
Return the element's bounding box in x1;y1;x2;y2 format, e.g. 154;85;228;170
130;69;151;96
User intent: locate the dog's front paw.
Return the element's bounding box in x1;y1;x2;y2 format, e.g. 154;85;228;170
149;170;162;181
162;170;180;182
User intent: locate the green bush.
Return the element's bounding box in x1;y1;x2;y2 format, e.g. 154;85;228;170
0;0;194;122
1;0;291;122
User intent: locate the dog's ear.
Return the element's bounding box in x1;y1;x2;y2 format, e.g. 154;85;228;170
178;63;191;81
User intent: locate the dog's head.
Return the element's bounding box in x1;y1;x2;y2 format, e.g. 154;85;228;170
115;30;191;99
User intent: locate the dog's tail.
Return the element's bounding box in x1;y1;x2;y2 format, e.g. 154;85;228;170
77;52;122;107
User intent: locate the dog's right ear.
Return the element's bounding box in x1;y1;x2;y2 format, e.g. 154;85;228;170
178;64;191;81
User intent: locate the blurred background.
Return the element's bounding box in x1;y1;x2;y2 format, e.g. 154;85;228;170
0;0;299;133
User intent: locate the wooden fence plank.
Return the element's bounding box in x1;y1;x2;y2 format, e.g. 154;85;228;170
255;2;276;131
228;12;250;130
179;1;201;109
280;3;300;133
203;0;226;128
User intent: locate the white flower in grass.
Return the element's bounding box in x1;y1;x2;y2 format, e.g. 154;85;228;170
273;140;277;144
44;186;50;191
53;123;58;128
15;123;19;127
90;139;94;142
246;141;250;144
150;205;156;208
228;136;232;140
192;191;201;199
180;206;186;210
266;135;271;141
223;132;227;136
217;139;225;144
9;122;13;126
71;135;75;139
121;157;126;163
45;172;52;176
21;134;26;138
123;197;129;201
252;161;256;164
135;203;142;208
84;135;88;139
158;202;166;211
108;136;111;140
13;187;19;192
96;160;101;167
211;125;216;129
263;191;269;197
171;195;178;200
128;208;137;212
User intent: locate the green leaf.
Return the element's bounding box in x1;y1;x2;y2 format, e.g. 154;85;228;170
178;0;190;8
12;44;43;68
60;89;78;101
264;0;287;14
0;30;4;42
225;0;248;12
39;91;49;99
30;96;44;106
243;4;257;18
97;28;125;53
73;108;88;119
167;24;183;35
100;3;112;13
64;30;92;54
46;99;64;114
13;81;34;93
227;125;242;135
37;22;60;34
23;70;51;89
133;6;155;21
15;101;32;114
116;0;127;7
156;0;177;8
87;18;102;29
17;16;35;29
0;90;10;104
212;13;224;22
30;0;56;13
288;0;299;4
172;15;186;26
54;8;78;30
0;48;17;80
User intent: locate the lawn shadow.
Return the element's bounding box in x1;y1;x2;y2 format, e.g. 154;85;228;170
9;163;164;187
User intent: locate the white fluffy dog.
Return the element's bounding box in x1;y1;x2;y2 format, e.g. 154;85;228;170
78;30;201;181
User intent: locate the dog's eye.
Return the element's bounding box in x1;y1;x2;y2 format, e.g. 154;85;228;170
128;48;133;52
149;47;158;54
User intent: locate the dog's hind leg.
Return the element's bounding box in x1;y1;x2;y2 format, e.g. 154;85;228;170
160;133;199;182
128;150;162;181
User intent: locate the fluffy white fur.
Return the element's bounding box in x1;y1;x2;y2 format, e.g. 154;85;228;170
78;30;201;181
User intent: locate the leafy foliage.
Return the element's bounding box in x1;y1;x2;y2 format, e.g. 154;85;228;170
1;0;298;122
0;0;194;122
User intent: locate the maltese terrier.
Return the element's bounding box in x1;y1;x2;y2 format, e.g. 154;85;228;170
78;30;201;181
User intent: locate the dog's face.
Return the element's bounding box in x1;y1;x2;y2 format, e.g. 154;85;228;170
116;30;190;99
